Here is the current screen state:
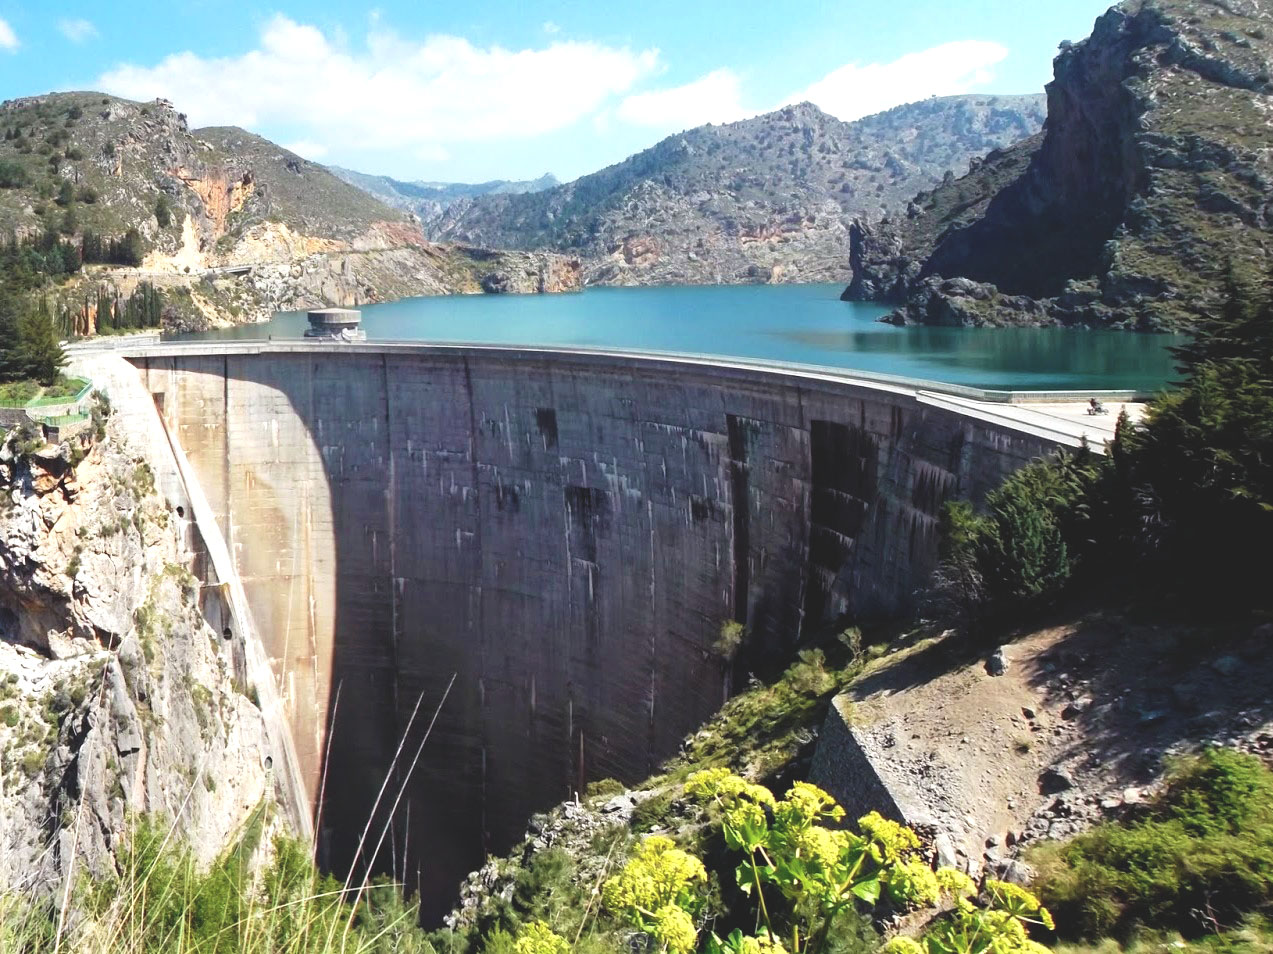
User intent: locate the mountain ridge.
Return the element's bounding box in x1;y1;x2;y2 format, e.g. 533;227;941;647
327;166;560;226
412;94;1047;287
0;91;580;331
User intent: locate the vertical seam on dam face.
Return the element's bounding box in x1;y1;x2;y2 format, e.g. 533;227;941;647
133;349;1063;922
726;414;750;627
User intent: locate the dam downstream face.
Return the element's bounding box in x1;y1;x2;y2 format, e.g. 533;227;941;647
131;347;1054;919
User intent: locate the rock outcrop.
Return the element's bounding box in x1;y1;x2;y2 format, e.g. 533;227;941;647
426;95;1045;287
843;0;1273;330
0;400;275;895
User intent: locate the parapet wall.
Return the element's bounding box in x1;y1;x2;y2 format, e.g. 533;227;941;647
128;344;1059;914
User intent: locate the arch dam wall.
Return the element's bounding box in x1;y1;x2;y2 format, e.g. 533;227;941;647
127;343;1064;914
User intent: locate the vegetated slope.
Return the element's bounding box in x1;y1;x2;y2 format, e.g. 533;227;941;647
427;95;1046;286
844;0;1273;330
0;92;579;330
329;165;559;227
437;610;1273;954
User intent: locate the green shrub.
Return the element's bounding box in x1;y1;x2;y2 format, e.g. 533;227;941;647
20;749;43;776
0;159;26;188
714;620;745;659
1034;748;1273;941
154;194;173;228
584;777;625;799
931;450;1103;631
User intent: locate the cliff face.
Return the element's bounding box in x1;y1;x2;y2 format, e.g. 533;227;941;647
844;0;1273;329
0;404;274;895
425;96;1045;287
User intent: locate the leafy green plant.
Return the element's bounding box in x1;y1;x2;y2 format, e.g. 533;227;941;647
597;771;1056;954
681;770;939;954
882;877;1055;954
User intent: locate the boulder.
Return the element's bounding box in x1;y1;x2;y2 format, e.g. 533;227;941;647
986;649;1009;676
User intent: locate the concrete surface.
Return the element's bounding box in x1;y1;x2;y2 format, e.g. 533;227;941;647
108;340;1117;913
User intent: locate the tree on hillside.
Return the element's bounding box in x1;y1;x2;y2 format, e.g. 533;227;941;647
932;260;1273;626
155;194;172;228
116;227;144;267
55;180;74;207
17;302;66;384
0;160;26;188
0;297;24;380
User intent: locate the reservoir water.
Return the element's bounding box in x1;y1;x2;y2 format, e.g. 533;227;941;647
176;282;1183;392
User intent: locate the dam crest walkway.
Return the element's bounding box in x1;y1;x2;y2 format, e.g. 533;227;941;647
66;337;1145;450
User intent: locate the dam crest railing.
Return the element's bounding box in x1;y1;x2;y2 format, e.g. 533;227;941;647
64;337;1155;406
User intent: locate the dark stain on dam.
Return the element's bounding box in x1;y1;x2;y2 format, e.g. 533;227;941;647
131;347;1057;921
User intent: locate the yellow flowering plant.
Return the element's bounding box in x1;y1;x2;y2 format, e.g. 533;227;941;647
513;921;571;954
599;770;1057;954
683;772;939;954
601;835;708;953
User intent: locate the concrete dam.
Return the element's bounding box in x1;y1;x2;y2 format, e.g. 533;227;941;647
122;341;1087;915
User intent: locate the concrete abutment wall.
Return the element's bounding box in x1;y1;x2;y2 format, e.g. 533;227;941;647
128;346;1056;916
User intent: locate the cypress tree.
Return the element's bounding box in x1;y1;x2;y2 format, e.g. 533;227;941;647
17;301;65;384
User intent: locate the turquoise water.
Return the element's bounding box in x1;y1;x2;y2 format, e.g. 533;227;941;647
175;282;1183;392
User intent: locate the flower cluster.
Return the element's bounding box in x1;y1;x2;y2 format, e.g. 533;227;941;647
601;835;707;919
513;921;569;954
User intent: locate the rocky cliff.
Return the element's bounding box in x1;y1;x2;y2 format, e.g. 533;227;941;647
0;398;275;895
424;96;1045;287
844;0;1273;330
0;93;580;331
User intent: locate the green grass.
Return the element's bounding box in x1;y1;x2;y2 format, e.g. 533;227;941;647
0;374;90;408
0;811;434;954
1053;917;1273;954
1032;748;1273;943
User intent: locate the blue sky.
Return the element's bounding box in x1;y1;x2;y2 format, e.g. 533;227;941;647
0;1;1113;184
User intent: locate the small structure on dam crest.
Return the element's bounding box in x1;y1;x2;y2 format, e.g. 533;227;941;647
304;307;364;341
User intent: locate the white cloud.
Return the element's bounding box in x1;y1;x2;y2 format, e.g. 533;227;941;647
788;40;1009;122
0;18;18;52
616;68;750;131
97;15;659;156
58;17;98;44
282;140;328;160
542;21;560;35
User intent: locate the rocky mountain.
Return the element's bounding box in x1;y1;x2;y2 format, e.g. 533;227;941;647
844;0;1273;330
329;166;559;228
0;92;579;330
425;95;1046;286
